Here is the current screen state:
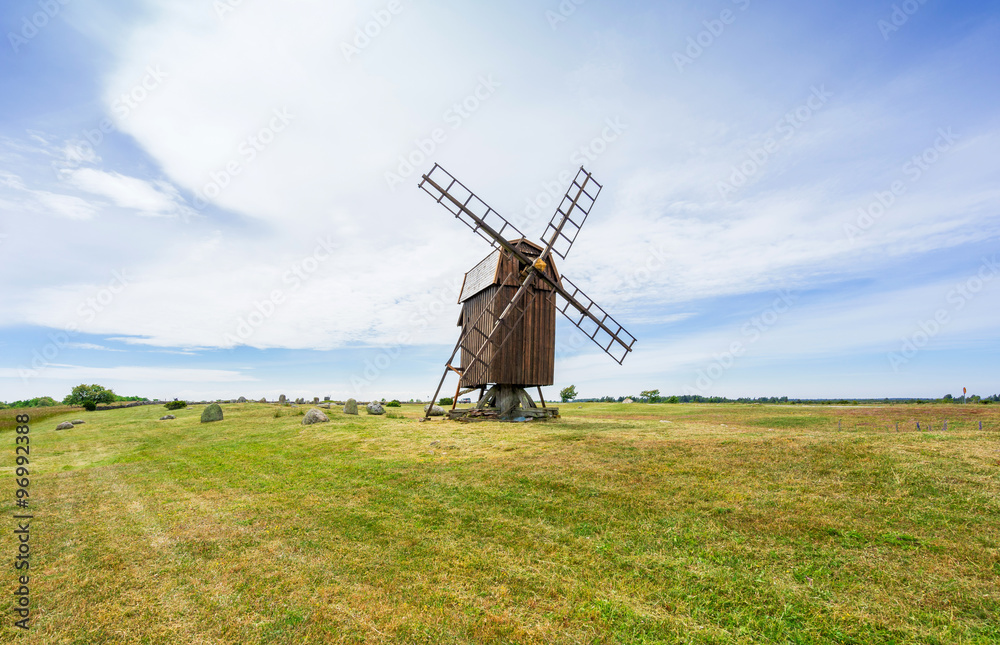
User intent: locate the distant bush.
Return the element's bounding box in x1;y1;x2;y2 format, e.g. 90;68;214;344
82;401;97;412
64;384;116;407
164;401;188;411
438;397;453;406
386;400;402;407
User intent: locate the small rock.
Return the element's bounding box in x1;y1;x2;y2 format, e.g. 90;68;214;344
71;419;86;425
302;408;330;425
55;422;74;430
201;403;224;423
623;398;634;404
344;398;358;415
424;404;445;417
160;415;176;420
430;440;440;446
366;402;385;415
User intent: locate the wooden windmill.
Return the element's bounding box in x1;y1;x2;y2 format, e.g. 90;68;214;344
419;164;636;421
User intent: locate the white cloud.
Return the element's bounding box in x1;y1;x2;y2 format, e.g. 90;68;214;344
63;168;192;218
1;0;997;401
32;190;98;220
65;342;125;352
0;365;255;383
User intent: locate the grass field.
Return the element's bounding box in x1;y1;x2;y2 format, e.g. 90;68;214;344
1;402;998;644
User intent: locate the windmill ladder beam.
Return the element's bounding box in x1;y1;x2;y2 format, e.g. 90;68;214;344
421;173;631;357
422;266;533;419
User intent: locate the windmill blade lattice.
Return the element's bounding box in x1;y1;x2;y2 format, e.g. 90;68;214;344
419;164;525;251
540;167;602;260
551;276;636;364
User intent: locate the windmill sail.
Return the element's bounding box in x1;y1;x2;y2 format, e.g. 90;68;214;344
419;164;525;251
540;167;602;260
551;276;636;364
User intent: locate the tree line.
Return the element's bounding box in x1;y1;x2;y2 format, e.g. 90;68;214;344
0;384;148;410
558;387;999;405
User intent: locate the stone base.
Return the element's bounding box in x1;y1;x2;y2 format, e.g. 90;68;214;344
445;384;559;422
447;407;560;422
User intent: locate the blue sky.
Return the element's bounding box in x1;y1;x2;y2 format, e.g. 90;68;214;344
1;0;998;402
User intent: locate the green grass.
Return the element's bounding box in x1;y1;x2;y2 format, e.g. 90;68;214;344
1;402;998;643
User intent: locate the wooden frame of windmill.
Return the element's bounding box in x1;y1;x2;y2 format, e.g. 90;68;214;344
418;164;637;422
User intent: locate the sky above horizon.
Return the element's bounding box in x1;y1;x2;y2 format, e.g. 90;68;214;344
1;0;998;403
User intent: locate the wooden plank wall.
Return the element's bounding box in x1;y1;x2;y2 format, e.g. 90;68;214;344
459;286;555;388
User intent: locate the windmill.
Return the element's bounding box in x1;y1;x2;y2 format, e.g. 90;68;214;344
418;164;636;421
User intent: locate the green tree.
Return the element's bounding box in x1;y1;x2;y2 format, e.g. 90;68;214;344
63;384;116;407
640;389;661;403
943;394;953;400
560;385;577;403
667;395;679;404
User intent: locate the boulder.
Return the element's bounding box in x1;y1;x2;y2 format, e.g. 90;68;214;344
366;402;385;415
160;415;176;420
55;422;74;430
313;397;320;404
71;419;86;425
238;396;247;403
302;408;330;425
295;397;305;405
278;394;287;404
259;398;267;403
201;403;224;423
344;398;358;415
323;396;330;401
424;404;445;417
623;398;634;404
